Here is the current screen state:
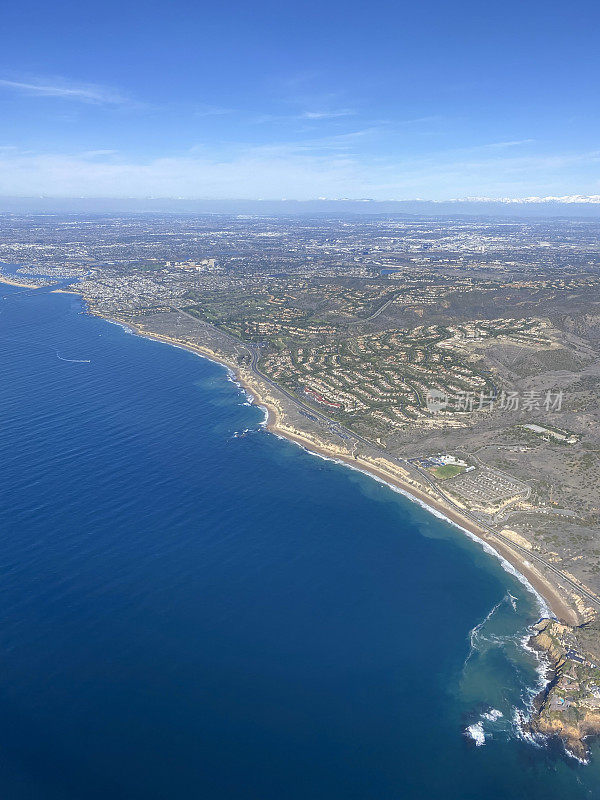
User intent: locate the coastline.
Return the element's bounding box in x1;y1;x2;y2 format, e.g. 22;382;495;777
93;311;578;626
0;273;43;289
263;406;574;624
17;282;598;756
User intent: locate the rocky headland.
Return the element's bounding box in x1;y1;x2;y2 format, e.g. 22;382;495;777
529;617;600;761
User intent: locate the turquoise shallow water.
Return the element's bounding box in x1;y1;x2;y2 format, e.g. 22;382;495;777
0;282;599;798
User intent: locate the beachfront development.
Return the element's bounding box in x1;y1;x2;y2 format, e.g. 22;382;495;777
3;211;600;758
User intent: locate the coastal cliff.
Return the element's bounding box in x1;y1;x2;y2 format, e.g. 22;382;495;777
529;618;600;761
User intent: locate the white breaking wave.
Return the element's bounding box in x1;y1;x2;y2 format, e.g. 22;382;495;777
482;708;503;722
520;632;552;693
104;322;547;637
231;427;263;439
465;722;486;746
225;370;259;408
512;709;547;750
273;434;553;620
465;708;504;747
112;324;558;759
461;591;555;755
101;311;563;760
104;317;135;335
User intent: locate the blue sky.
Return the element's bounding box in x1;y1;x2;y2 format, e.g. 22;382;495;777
1;0;599;199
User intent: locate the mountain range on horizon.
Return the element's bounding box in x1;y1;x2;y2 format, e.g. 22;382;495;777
2;195;600;217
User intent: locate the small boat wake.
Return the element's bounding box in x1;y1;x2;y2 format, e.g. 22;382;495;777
56;351;91;363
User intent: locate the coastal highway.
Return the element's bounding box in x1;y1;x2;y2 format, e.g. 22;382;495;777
247;348;600;610
250;348;600;612
174;306;600;613
175;306;351;434
410;463;600;612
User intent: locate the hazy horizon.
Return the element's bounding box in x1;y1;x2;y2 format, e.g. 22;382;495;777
2;196;600;218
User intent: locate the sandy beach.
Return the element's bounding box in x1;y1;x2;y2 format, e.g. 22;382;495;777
0;274;43;289
97;314;580;626
255;391;578;625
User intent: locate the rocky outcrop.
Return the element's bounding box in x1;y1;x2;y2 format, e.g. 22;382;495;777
529;618;600;761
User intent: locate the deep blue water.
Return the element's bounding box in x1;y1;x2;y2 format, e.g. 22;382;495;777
0;283;599;799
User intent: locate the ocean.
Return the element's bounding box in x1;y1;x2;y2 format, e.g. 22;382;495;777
1;281;599;798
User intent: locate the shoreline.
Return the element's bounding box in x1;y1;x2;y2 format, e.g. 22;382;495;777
97;313;578;626
0;273;43;289
264;410;572;623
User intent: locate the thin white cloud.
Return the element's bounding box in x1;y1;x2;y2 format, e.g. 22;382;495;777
251;109;357;124
481;139;536;149
300;109;356;120
246;127;383;155
0;77;133;105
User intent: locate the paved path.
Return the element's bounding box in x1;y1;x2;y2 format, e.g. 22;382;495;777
350;293;398;324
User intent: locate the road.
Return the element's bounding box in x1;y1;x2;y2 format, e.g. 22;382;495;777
411;461;600;611
174;305;600;612
350;293;398;324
